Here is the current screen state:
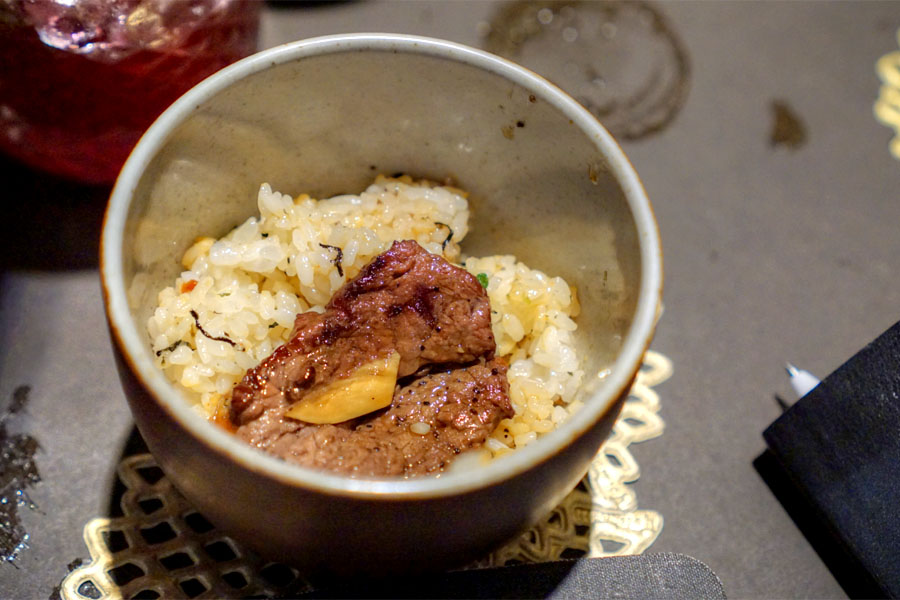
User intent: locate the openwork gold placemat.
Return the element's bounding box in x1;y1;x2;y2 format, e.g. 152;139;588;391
60;351;671;600
875;29;900;161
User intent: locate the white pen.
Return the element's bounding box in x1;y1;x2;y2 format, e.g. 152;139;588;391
785;363;821;399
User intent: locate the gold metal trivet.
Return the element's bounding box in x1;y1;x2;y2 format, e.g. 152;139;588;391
875;29;900;161
60;351;671;600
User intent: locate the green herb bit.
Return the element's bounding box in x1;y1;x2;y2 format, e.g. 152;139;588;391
476;273;489;289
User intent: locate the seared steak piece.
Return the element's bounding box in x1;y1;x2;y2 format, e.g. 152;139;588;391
229;240;509;477
238;359;513;477
230;240;495;424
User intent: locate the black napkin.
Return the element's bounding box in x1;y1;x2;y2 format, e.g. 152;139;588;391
762;320;900;599
298;553;726;599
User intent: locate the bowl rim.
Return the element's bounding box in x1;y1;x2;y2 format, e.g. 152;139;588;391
101;32;662;499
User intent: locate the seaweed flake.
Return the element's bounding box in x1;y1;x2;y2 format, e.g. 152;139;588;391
318;243;344;277
155;340;189;357
434;222;453;251
190;310;238;348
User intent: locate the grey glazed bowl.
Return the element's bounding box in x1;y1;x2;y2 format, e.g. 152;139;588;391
101;33;662;576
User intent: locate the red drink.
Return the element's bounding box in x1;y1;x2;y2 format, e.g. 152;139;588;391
0;0;259;184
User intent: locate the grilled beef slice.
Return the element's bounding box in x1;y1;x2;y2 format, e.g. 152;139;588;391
240;359;512;476
230;240;510;476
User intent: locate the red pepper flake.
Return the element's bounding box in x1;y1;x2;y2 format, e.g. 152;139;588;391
181;279;198;293
210;403;237;433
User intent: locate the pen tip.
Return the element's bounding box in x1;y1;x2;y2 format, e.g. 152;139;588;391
785;362;799;377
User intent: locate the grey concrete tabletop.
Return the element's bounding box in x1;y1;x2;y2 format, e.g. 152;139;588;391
3;1;900;598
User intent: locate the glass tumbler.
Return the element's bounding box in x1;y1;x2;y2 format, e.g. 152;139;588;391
0;0;260;184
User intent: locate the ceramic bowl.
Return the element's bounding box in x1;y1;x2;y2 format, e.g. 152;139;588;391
101;33;662;576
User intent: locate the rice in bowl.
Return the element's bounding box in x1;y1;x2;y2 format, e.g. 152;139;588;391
147;176;583;462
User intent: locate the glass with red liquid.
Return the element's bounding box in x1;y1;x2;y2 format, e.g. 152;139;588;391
0;0;259;184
